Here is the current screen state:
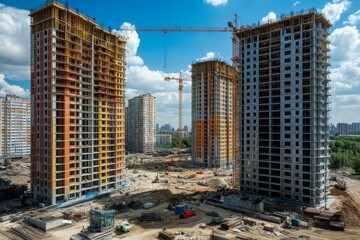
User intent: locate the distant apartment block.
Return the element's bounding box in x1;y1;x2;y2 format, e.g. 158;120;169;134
0;95;30;158
337;123;349;135
235;10;331;206
348;122;360;135
191;60;235;168
30;2;126;205
330;122;360;135
126;94;156;153
156;134;172;145
169;130;190;139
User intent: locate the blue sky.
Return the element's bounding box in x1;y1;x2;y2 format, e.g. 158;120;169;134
0;0;359;128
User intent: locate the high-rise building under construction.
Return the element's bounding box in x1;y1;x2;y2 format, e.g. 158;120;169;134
191;60;235;168
235;10;331;206
125;94;156;153
30;2;126;205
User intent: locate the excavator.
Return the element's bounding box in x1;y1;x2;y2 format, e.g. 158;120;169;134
335;177;347;191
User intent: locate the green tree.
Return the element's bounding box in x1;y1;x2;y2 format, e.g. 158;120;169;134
353;160;360;174
182;137;191;148
330;135;360;172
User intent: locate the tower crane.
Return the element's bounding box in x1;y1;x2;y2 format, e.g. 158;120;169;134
121;26;233;32
164;72;190;161
121;15;241;191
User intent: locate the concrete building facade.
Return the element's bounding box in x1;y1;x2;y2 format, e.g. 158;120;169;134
0;95;31;158
125;94;156;153
156;134;172;145
0;98;3;157
235;10;331;206
348;122;360;135
191;60;235;168
30;2;126;205
337;123;348;135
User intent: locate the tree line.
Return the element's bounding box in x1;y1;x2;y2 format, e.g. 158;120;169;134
156;137;191;149
329;135;360;173
156;135;360;173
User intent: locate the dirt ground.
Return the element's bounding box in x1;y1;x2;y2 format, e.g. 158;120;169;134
1;155;360;240
0;158;31;185
329;182;360;228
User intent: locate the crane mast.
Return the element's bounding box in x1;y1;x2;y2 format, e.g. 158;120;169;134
164;73;190;161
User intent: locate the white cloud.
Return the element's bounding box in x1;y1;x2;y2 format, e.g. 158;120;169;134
344;9;360;25
330;25;360;63
196;52;215;61
127;65;167;92
321;0;351;24
204;0;228;6
261;12;277;24
0;3;30;79
118;22;194;127
330;58;360;94
127;55;144;66
126;64;192;127
116;22;144;66
293;1;301;7
0;74;30;98
329;24;360;123
330;95;360;123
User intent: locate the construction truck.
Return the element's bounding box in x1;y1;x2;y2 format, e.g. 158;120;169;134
335;177;347;190
117;220;132;233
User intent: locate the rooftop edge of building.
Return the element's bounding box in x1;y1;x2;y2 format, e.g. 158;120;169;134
29;0;127;42
235;8;332;35
192;58;233;66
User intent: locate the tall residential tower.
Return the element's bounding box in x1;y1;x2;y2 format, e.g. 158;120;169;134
125;94;156;153
30;2;126;205
0;95;31;158
236;10;331;206
191;60;235;168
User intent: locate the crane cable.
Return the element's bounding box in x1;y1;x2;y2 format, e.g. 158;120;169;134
164;31;168;93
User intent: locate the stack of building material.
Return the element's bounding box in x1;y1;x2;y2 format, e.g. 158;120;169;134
220;218;242;230
158;230;175;240
139;213;162;221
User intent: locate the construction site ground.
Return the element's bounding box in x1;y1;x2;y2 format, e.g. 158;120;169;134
1;154;360;239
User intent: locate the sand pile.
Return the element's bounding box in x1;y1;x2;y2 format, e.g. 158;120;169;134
207;178;229;189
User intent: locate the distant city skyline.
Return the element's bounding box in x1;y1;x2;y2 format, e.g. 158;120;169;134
157;123;191;132
0;0;359;127
329;121;360;135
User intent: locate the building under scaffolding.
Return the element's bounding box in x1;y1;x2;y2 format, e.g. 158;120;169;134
235;10;331;206
191;60;236;168
30;1;126;205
